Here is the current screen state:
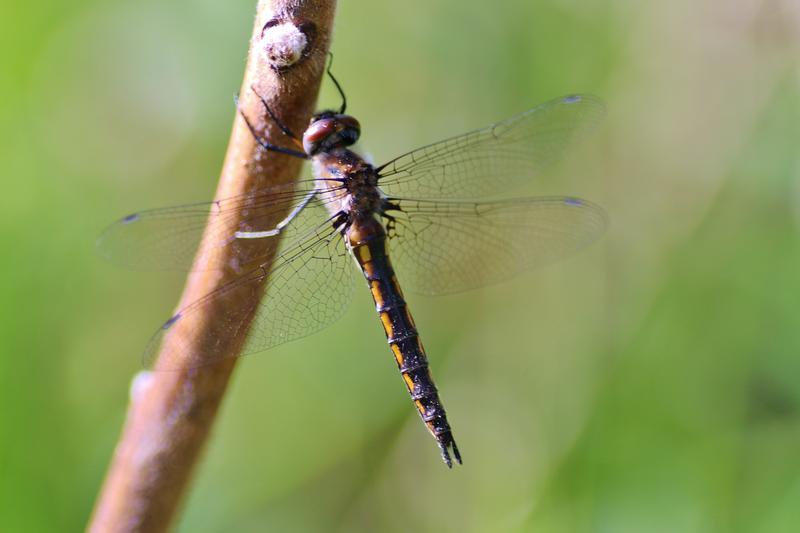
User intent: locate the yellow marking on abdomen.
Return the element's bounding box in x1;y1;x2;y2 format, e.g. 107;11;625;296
370;280;385;309
361;259;376;279
390;343;405;367
402;372;415;392
379;311;394;338
355;244;372;263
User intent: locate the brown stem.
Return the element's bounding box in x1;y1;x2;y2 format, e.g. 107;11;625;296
88;1;337;531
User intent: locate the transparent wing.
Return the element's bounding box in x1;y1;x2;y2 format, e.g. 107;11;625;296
377;95;605;198
97;179;346;271
386;196;607;296
143;205;354;370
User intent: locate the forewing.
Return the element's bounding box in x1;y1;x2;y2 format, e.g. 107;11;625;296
143;208;354;370
97;179;344;271
377;95;605;198
387;196;607;296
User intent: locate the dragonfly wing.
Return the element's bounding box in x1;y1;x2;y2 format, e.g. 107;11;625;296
97;179;345;271
377;95;605;198
386;196;607;296
143;206;354;370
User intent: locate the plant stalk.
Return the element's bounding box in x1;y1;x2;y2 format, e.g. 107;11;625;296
88;1;337;531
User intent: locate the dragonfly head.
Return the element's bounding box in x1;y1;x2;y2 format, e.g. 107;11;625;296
303;111;361;155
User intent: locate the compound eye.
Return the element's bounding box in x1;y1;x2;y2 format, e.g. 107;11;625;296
336;115;360;133
302;118;336;155
335;115;361;146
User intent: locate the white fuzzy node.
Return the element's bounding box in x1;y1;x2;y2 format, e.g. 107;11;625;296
262;22;308;68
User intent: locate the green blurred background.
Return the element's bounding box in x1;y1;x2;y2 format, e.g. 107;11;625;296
2;0;800;531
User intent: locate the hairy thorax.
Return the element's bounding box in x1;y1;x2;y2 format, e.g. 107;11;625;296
312;148;383;220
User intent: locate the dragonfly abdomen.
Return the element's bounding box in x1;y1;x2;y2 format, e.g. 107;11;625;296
347;216;462;467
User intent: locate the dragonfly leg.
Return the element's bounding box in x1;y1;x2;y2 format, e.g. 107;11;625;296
250;85;304;145
326;52;347;114
235;94;307;159
235;189;317;239
331;210;350;233
380;200;404;238
381;213;398;238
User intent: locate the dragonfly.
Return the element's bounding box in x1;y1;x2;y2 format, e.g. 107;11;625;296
98;74;607;468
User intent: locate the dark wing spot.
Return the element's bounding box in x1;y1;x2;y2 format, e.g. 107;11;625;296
122;213;140;224
562;95;582;104
563;197;583;206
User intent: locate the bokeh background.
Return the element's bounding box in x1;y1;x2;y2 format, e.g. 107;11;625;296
2;0;800;531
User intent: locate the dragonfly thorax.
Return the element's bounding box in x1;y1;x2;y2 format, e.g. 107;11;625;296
313;147;383;220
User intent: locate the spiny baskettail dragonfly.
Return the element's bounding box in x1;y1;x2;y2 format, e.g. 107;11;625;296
98;72;607;467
